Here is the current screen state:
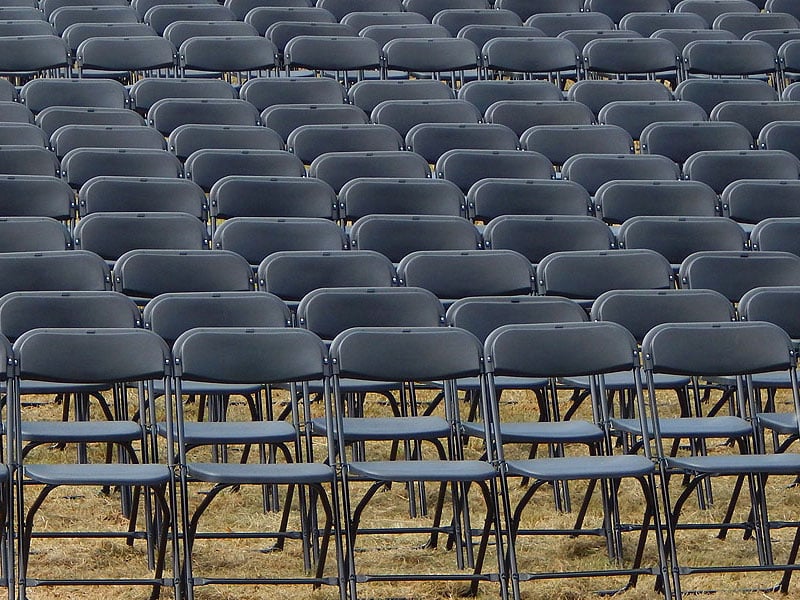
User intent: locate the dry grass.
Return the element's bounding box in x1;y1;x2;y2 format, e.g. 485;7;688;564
15;385;800;600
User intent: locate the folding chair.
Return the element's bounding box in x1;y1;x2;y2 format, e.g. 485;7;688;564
113;249;254;304
484;215;615;265
360;22;451;48
308;150;430;194
19;78;128;113
178;36;277;81
683;149;800;195
520;124;633;170
497;0;583;21
582;38;680;83
435;149;554;194
75;36;178;81
0;80;16;103
129;78;236;115
679;250;800;301
371;99;480;138
341;10;428;30
242;77;346;111
248;6;336;35
0;6;43;20
329;326;507;599
396;249;535;304
566;79;673;118
184;149;305;192
713;11;800;38
484;321;670;599
779;38;800;88
406;123;519;164
594;180;719;225
433;8;522;36
458;80;563;114
640;121;753;166
0;217;71;252
561;154;680;197
675;0;758;25
682;39;780;87
287;124;403;164
168;124;283;162
37;107;145;139
722;179;800;224
147;98;260;136
403;0;488;21
674;78;778;115
598;100;707;142
133;0;217;19
49;5;138;35
266;21;354;63
349;214;481;263
73;212;209;263
468;178;591;223
482;37;580;88
485;101;595;137
143;4;236;35
210;176;337;230
458;25;542;62
619;11;708;36
260;103;369;142
558;29;641;57
213;216;348;267
711;101;800;143
526;11;613;36
50;125;167;160
584;0;671;24
653;29;738;78
348;79;454;114
0;250;111;297
11;328;176;600
163;20;259;48
382;37;481;89
744;29;800;55
283;35;379;84
756;121;800;163
0;175;75;226
62;22;158;56
750;218;800;257
340;177;466;222
0;147;58;177
61;148;183;190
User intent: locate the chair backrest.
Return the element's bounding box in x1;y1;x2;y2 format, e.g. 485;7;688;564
210;175;337;221
591;288;735;342
297;286;445;339
0;123;47;148
678;250;800;301
619;11;708;36
258;249;396;302
446;295;588;343
167;124;283;162
76;35;177;76
0;250;111;296
283;35;380;74
0;290;141;341
382;37;481;77
0;175;74;222
674;0;758;26
483;215;615;264
144;291;291;345
594;180;719;224
50;6;137;35
405;123;519;163
397;249;535;300
640;121;753;165
308;150;430;193
498;0;583;21
348;79;454;114
371;99;480;138
341;11;428;31
458;25;543;51
144;4;236;35
147;98;260;135
566;79;673;117
0;146;59;177
0;216;72;252
129;77;237;114
287;123;403;164
113;249;253;300
163;20;258;47
713;11;799;38
184;149;305;192
482;37;580;79
50;124;166;160
134;0;217;18
61;148;183;189
759;121;800;162
266;21;354;53
683;39;778;78
651;28;737;53
260;103;369;141
458;79;563;114
584;0;672;24
179;36;277;79
403;0;488;20
20;78;128;112
78;176;205;220
537;249;674;300
0;20;56;38
212;216;348;265
486;101;595;137
435;148;554;193
721;179;800;223
432;8;522;36
558;29;641;54
350;214;481;262
673;78;777;115
711;100;800;141
247;7;336;35
561;153;680;196
0;102;34;125
241;76;345;111
750;217;800;257
352;23;450;46
468;178;591;222
340;177;466;221
739;285;800;338
597;100;707;141
520;124;633;168
744;28;800;52
766;0;800;20
683;149;800;194
582;37;680;78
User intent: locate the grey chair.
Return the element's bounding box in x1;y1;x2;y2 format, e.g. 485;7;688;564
340;177;466;222
683;149;800;195
468;178;591;223
561;154;680;197
60;148;183;190
167;124;283;162
184;149;305;192
435;149;554;193
722;179;800;224
594;180;719;225
640;122;753;166
308;150;430;194
241;76;345;111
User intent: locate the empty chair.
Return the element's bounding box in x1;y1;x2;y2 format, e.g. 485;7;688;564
0;35;69;81
260;103;369;141
598;100;707;141
558;29;642;55
397;249;535;301
288;124;402;164
743;28;800;53
0;20;53;37
673;78;778;115
50;125;167;160
484;214;615;264
73;212;208;262
360;23;452;47
76;36;177;81
675;0;759;26
537;248;674;302
308;150;430;193
582;38;680;82
246;6;336;35
683;149;800;194
258;250;396;303
348;79;454;114
210;176;337;227
266;21;354;57
778;38;800;85
619;11;708;36
722;179;800;223
679;250;800;300
0;250;111;296
483;37;580;87
403;0;488;20
49;5;138;35
128;78;237;114
62;22;158;55
651;28;738;60
0;175;75;224
759;121;800;162
567;79;673;117
682;39;779;82
283;35;379;83
710;100;800;141
147;98;260;136
167;124;283;162
144;4;236;35
458;80;564;114
750;217;800;256
520;124;633;169
37;107;145;139
20;78;128;113
163;20;259;47
133;0;218;18
185;149;305;192
713;11;800;38
584;0;672;24
406;123;519;163
78;176;206;221
179;36;277;81
60;148;182;189
349;214;481;262
241;77;345;111
340;177;466;221
526;11;614;36
457;24;543;54
486;101;595;136
213;216;347;266
595;180;719;224
432;8;522;36
618;215;747;266
0;217;71;252
498;0;583;20
0;147;59;177
436;149;554;193
468;178;591;222
113;249;253;300
382;38;481;88
342;10;428;30
640;121;753;165
561;153;680;196
371;99;480;138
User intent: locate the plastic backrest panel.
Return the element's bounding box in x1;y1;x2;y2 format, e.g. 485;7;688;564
210;175;337;220
683;39;778;76
358;23;450;47
711;101;800;139
168;124;283;161
20;78;128;112
469;178;591;221
288;124;403;164
0;175;74;221
179;36;277;73
76;35;177;72
246;7;336;35
521;124;633;167
567;80;673;116
163;20;258;47
527;11;613;36
283;35;380;72
260;103;369;141
148;98;260;135
458;80;563;114
483;37;580;73
713;11;799;38
51;124;167;159
582;38;680;76
185;149;305;191
0;123;47;147
51;7;138;35
751;217;800;256
144;4;236;35
486;101;595;136
241;77;345;111
340;177;465;220
760;121;800;161
598;100;708;141
739;285;800;338
37;107;145;139
341;11;429;31
129;78;236;113
406;123;519;163
458;25;544;51
382;37;481;72
722;179;800;222
595;180;719;223
619;11;708;36
432;8;522;36
674;78;777;115
0;217;71;252
683;150;800;194
585;0;672;23
674;0;759;26
561;154;680;195
371;99;481;138
403;0;488;20
61;148;183;188
265;21;354;52
348;79;454;114
0;250;110;295
0;147;59;177
497;0;582;20
558;30;641;54
308;150;430;193
640;121;753;165
651;28;737;53
79;176;206;219
436;149;554;193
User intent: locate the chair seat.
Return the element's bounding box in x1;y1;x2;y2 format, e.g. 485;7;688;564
668;452;800;475
312;415;450;441
707;372;793;388
348;459;496;483
561;371;690;390
17;380;109;394
757;412;797;434
307;377;399;393
463;419;603;444
21;420;141;443
155;379;262;396
187;461;334;485
506;454;655;481
157;420;296;445
24;463;171;486
455;375;548;392
611;416;752;439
